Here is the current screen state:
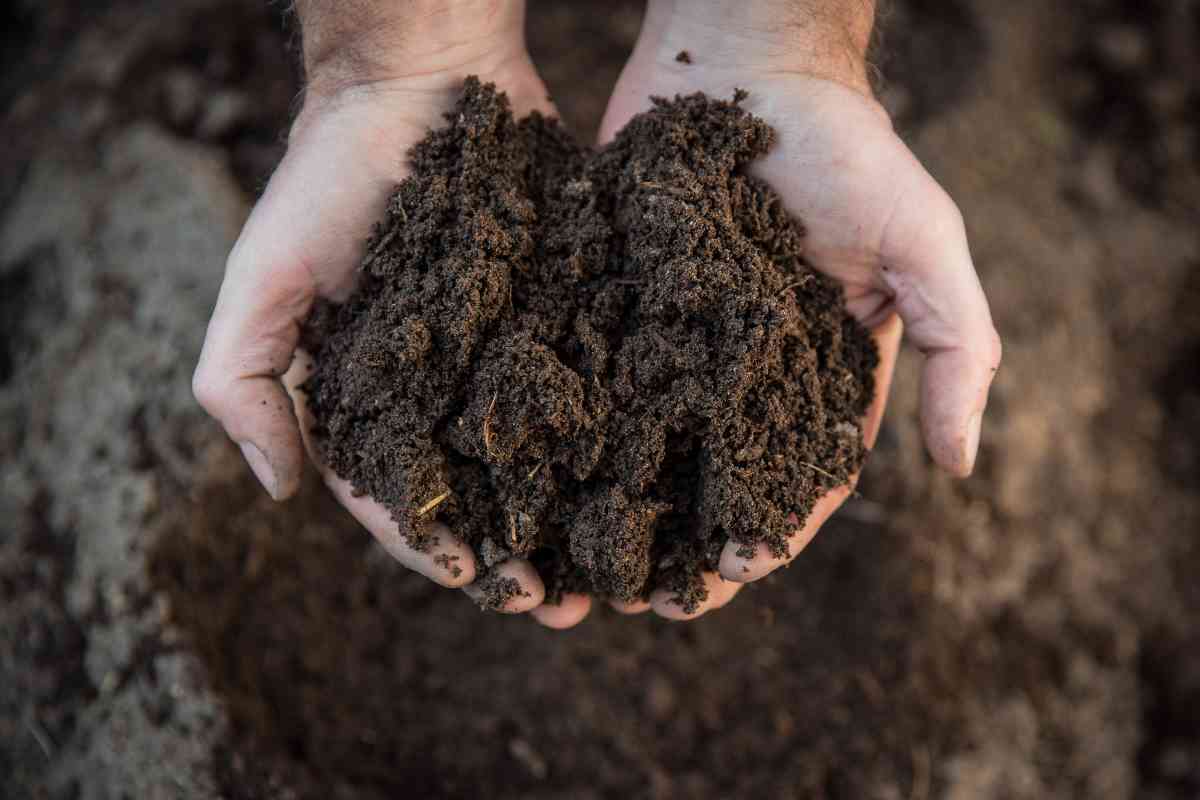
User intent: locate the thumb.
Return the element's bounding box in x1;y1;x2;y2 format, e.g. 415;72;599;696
192;193;316;500
878;161;1002;476
192;110;395;500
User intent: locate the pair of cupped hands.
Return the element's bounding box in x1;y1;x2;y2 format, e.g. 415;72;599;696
193;0;1001;629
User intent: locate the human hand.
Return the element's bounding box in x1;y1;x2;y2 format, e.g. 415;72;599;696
193;0;592;626
588;0;1002;620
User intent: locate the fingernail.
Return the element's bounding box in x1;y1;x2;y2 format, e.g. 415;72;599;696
962;410;983;475
239;441;279;499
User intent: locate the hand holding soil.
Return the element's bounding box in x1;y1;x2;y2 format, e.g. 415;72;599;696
195;0;1002;630
194;4;560;616
598;0;1002;592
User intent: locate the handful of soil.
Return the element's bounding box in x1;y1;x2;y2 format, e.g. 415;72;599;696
301;78;878;612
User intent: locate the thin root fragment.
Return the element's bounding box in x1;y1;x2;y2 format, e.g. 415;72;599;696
798;461;840;483
416;490;452;516
482;391;499;457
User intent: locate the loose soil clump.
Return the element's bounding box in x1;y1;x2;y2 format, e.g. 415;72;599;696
301;77;877;611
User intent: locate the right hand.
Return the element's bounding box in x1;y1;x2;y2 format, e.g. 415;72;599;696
192;0;592;628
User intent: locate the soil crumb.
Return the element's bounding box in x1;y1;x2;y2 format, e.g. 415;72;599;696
301;77;877;611
675;50;692;64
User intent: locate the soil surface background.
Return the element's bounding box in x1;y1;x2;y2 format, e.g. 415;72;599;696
2;1;1198;798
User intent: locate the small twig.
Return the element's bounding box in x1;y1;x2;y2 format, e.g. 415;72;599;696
26;717;53;761
527;462;544;481
798;461;840;483
361;226;399;268
416;490;451;516
482;392;499;456
779;280;806;295
638;181;689;197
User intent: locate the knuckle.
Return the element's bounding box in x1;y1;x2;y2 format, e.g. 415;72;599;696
987;327;1003;369
940;192;966;230
223;233;251;278
191;366;222;414
928;189;966;241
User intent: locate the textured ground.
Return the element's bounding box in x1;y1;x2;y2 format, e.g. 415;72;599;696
1;0;1197;798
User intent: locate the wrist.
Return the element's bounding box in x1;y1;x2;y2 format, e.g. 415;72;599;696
639;0;876;94
296;0;530;102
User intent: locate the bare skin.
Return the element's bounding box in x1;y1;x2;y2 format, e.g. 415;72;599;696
194;0;558;614
586;0;1001;623
193;0;1001;629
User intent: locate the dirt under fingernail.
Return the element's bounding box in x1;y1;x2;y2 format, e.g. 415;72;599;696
300;77;876;615
468;569;531;611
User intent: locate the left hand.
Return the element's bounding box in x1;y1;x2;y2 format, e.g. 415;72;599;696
549;0;1000;624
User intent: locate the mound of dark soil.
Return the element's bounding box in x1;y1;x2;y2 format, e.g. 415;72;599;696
301;77;877;611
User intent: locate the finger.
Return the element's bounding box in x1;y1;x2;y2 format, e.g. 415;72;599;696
283;352;476;588
861;313;902;448
878;167;1002;476
322;477;477;588
719;314;902;582
192;114;407;501
722;489;850;582
192;251;309;500
609;597;652;615
463;559;546;613
530;593;593;629
192;197;319;501
650;571;742;621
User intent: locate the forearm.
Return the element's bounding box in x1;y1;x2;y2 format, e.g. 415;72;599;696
640;0;877;91
295;0;529;97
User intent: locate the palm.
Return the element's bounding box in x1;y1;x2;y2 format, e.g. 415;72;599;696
197;60;571;618
594;55;998;619
255;66;557;305
608;67;914;322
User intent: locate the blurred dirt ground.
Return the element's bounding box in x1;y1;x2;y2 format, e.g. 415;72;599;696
1;1;1198;798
